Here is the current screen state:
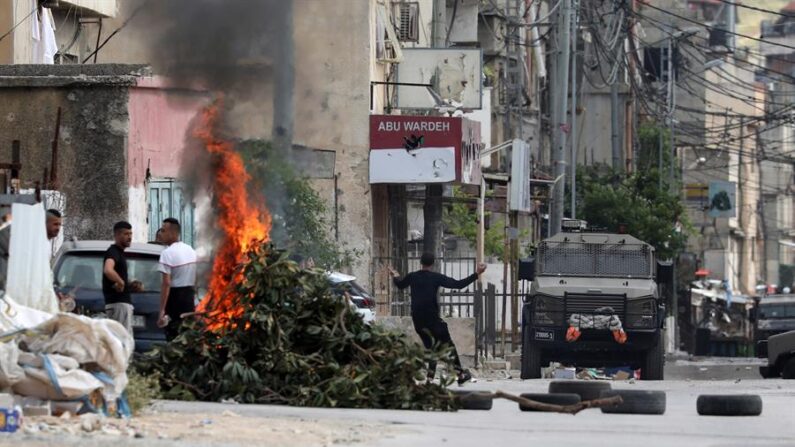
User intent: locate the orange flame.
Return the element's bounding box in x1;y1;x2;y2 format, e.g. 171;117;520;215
194;102;271;330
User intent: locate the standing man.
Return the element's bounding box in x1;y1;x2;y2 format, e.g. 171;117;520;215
103;221;134;335
390;253;487;385
156;218;197;340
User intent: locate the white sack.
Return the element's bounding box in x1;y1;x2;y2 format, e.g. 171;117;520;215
13;360;104;401
0;295;54;333
0;341;25;389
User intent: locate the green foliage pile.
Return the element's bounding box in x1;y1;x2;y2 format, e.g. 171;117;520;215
125;369;161;415
139;244;457;410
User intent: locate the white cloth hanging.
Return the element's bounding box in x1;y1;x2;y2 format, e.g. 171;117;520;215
6;203;58;314
31;2;58;64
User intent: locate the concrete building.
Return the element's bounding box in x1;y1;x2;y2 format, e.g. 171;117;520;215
0;0;377;286
0;0;117;64
0;64;208;246
758;4;795;290
633;0;766;296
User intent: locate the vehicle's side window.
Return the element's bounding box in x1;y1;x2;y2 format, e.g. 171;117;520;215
58;256;102;290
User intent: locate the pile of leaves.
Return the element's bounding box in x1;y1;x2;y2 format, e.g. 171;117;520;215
138;243;458;410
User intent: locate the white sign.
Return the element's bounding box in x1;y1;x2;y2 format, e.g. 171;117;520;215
510;140;533;212
369;147;457;184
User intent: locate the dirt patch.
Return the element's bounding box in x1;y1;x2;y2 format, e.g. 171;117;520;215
0;409;392;447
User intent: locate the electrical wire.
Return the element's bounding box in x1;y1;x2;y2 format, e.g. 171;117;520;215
638;1;795;52
81;0;149;64
0;5;38;43
714;0;792;19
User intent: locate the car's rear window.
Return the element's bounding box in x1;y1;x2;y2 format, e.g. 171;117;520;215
56;253;161;292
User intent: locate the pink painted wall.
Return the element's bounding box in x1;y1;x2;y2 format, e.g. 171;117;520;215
127;77;210;187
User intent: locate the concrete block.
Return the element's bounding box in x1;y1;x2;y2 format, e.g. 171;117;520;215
505;353;522;371
483;360;511;371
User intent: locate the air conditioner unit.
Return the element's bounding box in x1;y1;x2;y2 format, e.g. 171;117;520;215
393;2;420;43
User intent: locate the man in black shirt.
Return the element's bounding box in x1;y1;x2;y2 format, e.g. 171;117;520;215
391;253;487;385
103;221;134;336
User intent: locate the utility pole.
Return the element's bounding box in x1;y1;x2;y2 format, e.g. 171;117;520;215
610;82;621;170
657;41;664;190
423;0;447;262
610;20;622;171
550;0;572;235
570;0;579;219
667;37;675;190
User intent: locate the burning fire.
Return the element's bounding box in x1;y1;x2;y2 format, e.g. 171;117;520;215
194;102;271;330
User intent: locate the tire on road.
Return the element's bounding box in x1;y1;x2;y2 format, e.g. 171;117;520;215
518;393;581;411
782;357;795;380
520;328;542;379
641;336;665;380
548;380;612;401
696;394;763;416
451;390;493;410
599;389;666;415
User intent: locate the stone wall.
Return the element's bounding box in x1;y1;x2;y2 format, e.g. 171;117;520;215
0;65;145;240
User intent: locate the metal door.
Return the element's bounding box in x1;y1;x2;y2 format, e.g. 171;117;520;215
148;180;194;246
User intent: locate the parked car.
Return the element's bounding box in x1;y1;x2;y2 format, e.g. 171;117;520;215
53;240;166;353
328;272;376;323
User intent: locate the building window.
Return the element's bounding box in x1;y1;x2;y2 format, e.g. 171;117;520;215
394;2;419;43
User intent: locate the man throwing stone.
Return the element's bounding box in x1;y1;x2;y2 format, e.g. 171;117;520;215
390;253;486;385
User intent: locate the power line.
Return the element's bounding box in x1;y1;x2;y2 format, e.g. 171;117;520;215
714;0;791;19
0;5;38;43
631;6;795;68
81;1;149;64
638;1;795;52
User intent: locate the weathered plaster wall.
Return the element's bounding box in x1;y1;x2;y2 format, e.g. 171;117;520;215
0;81;131;240
126;77;211;243
291;0;373;284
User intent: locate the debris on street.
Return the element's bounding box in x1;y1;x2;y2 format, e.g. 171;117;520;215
0;273;134;423
140;243;459;410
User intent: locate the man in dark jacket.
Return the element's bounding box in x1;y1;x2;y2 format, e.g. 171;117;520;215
391;253;486;385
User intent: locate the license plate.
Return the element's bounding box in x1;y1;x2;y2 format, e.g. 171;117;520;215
535;330;554;341
132;315;146;328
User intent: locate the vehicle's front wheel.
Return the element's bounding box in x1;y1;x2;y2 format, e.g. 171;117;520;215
520;327;542;379
641;336;664;380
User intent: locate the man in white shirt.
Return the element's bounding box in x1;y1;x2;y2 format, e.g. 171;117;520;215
156;218;197;340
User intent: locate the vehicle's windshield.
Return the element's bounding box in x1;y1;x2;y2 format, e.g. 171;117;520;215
759;303;795;319
55;253;162;292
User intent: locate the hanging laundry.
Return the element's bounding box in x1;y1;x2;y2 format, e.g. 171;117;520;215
31;2;58;64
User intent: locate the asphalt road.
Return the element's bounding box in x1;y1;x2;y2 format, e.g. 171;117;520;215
149;359;795;447
4;358;793;447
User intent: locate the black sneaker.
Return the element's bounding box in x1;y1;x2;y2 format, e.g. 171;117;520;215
457;369;472;386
